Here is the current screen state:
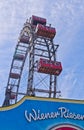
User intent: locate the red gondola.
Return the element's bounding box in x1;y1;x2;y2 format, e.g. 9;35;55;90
31;15;46;25
10;93;16;99
35;24;56;39
37;58;62;76
10;73;20;79
14;54;25;61
19;35;29;43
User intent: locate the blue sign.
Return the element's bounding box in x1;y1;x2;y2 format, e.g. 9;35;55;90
0;97;84;130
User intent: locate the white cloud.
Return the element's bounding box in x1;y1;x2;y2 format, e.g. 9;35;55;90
58;68;77;98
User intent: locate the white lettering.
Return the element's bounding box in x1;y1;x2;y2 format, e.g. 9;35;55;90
24;107;84;123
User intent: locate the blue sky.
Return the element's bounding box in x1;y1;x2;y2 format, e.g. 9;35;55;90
0;0;84;105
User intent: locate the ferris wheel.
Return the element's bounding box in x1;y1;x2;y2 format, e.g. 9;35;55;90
3;15;62;107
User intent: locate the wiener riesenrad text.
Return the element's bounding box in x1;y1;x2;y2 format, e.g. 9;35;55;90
25;107;84;122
